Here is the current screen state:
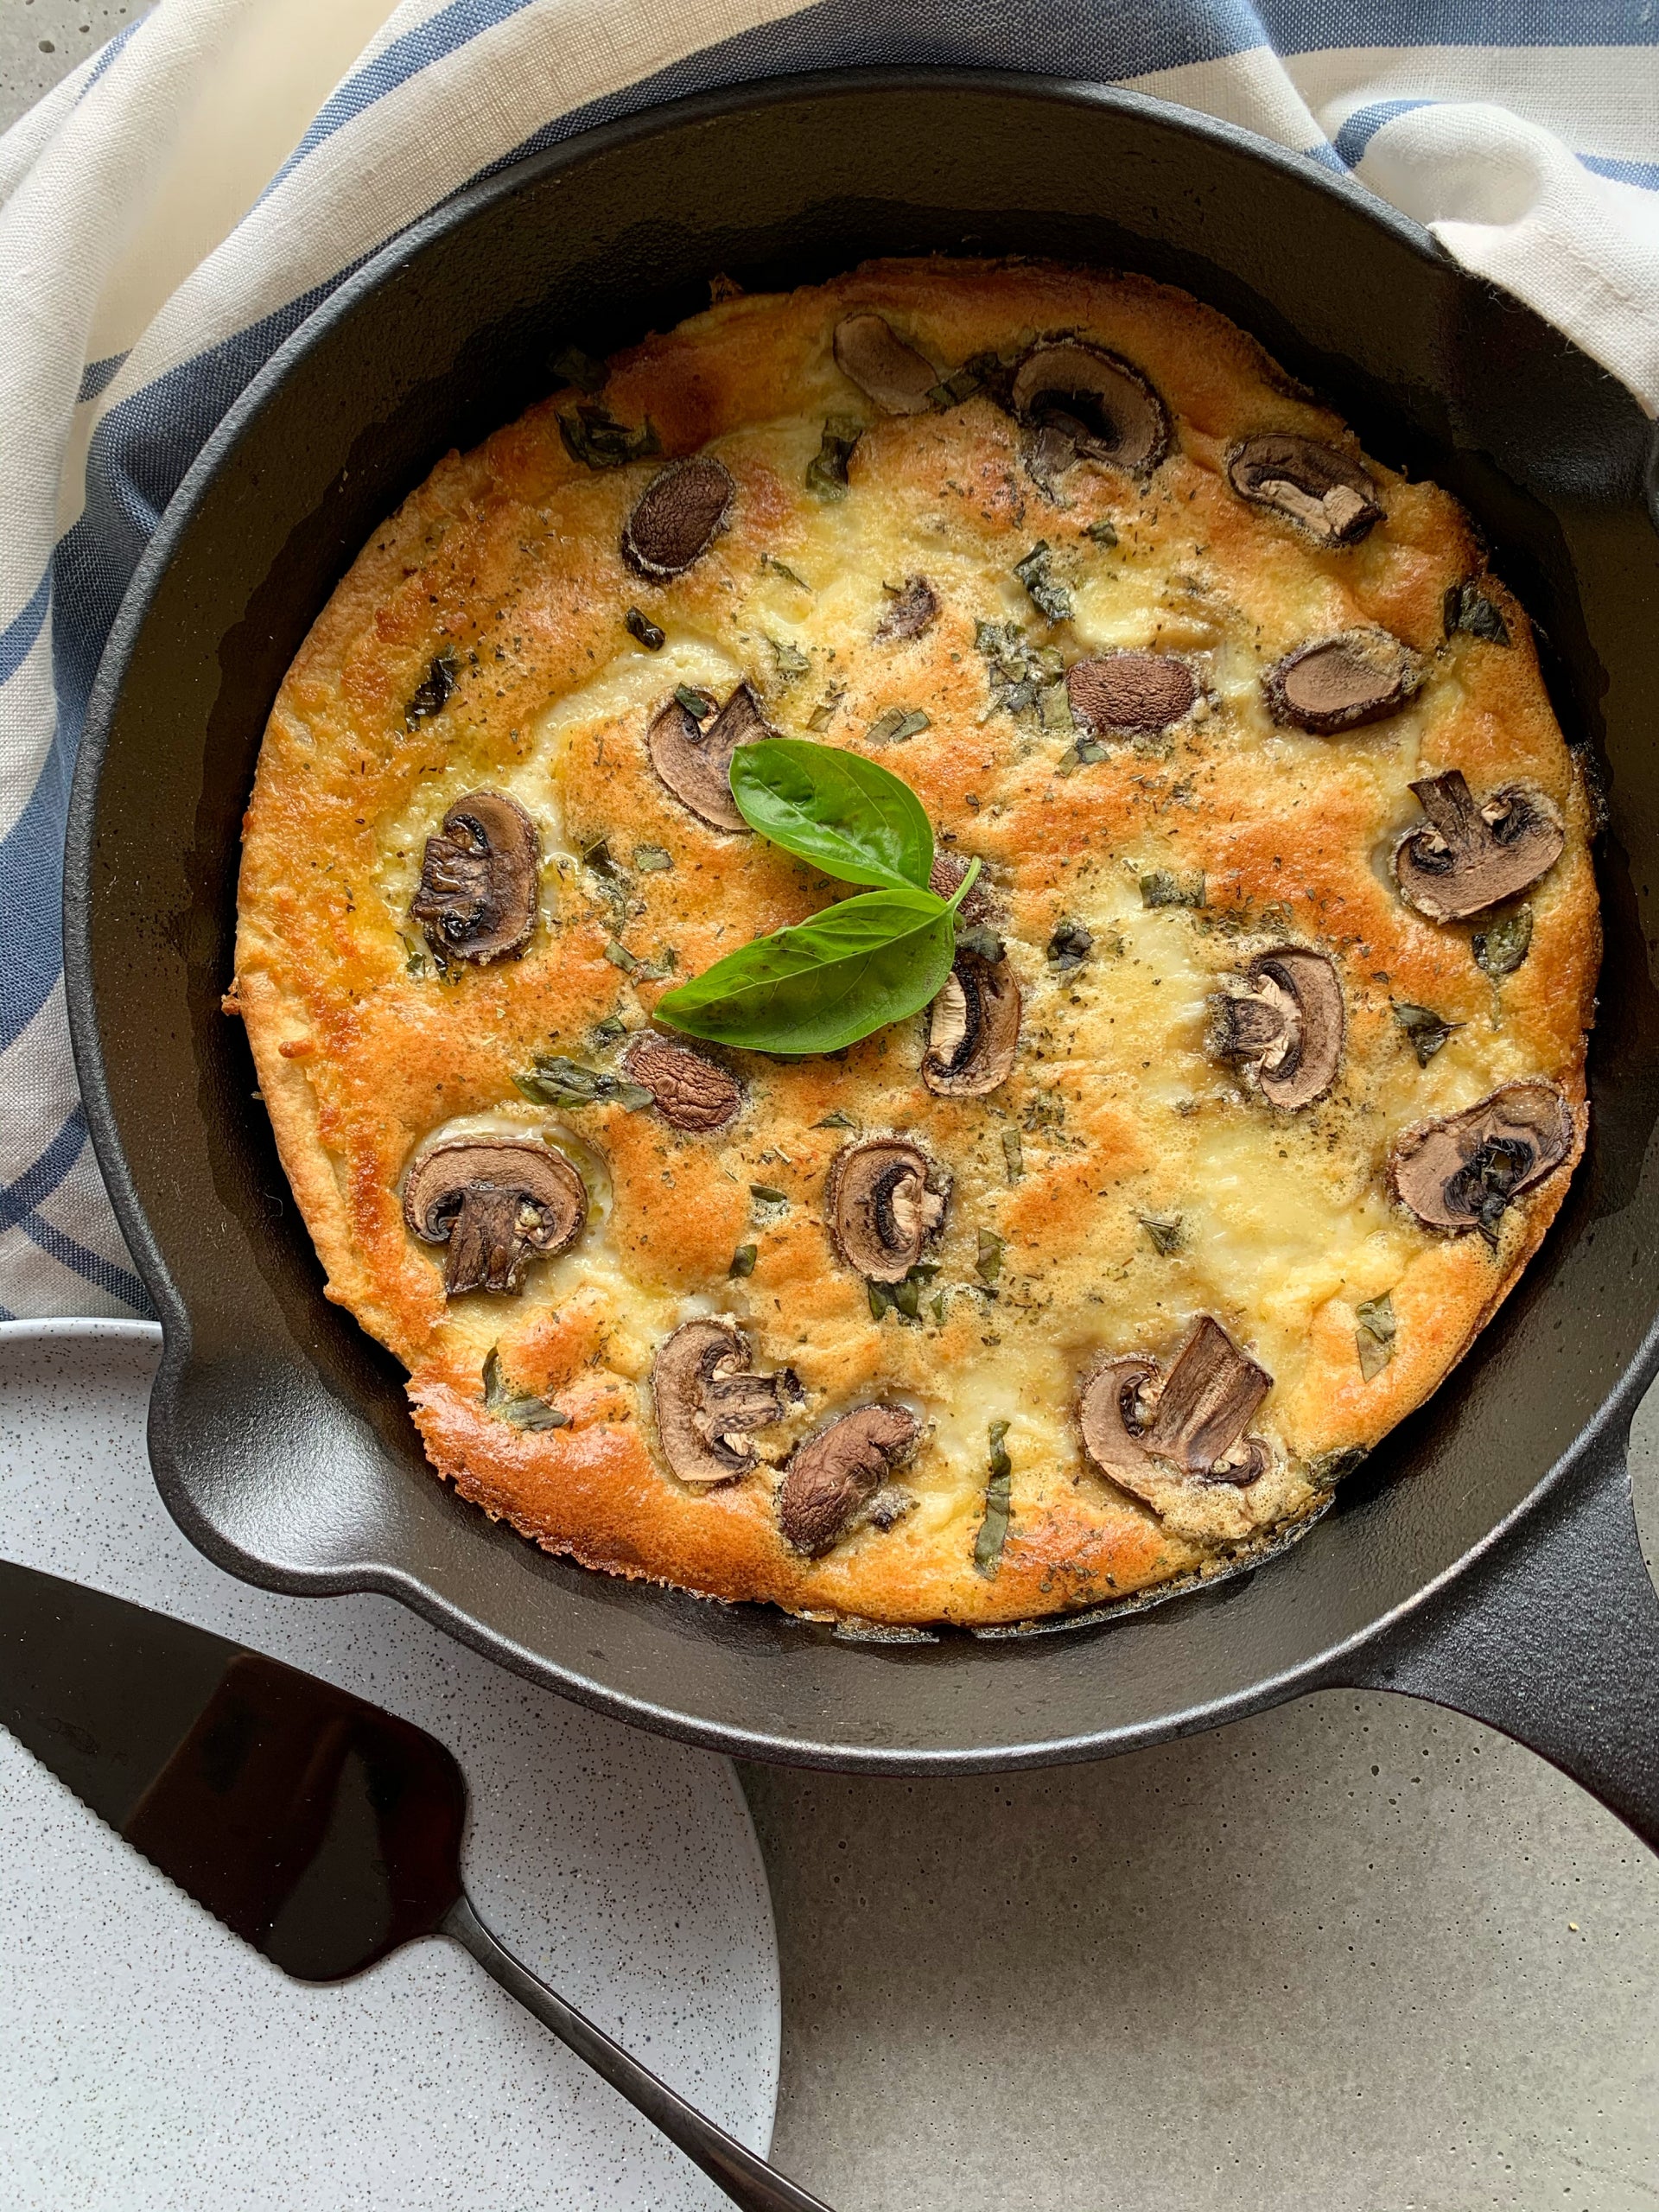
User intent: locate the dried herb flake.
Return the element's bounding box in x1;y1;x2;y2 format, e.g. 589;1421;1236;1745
1140;868;1205;911
867;706;931;747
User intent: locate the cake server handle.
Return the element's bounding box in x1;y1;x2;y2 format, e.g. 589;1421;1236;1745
442;1891;835;2212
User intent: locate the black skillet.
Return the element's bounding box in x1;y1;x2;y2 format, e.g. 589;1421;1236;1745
64;74;1659;1845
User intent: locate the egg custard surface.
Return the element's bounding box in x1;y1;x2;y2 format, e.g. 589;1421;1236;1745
232;259;1598;1628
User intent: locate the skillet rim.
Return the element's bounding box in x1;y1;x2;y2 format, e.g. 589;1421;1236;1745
63;66;1659;1770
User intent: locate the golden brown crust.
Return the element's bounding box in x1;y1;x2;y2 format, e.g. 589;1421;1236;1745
236;257;1599;1627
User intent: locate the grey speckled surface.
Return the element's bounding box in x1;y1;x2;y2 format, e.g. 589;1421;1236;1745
4;16;1658;2206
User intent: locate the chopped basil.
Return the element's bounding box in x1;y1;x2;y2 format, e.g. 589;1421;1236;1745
767;634;811;682
633;843;673;872
976;1229;1006;1284
404;648;457;728
674;684;714;720
591;1014;627;1044
815;1110;856;1128
603;939;638;972
1473;906;1533;978
1306;1445;1368;1487
806;416;862;499
931;1291;949;1324
867;706;931;747
762;553;813;592
1443;579;1511;645
868;1280;893;1321
956;925;1004;963
557;403;659;471
749;1183;789;1205
807;686;847;733
974;1421;1013;1577
550;342;607;395
1140;868;1205;910
482;1347;569;1431
625;607;665;651
1057;735;1107;776
1001;1128;1024;1182
1355;1291;1396;1381
1046;918;1093;971
1393;1001;1459;1065
1083;518;1119;546
513;1055;653;1111
729;1243;758;1278
1140;1213;1183;1255
1015;541;1073;624
1039;680;1074;731
976;619;1065;721
399;935;429;977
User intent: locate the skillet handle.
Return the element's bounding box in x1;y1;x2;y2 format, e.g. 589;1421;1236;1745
1327;1432;1659;1852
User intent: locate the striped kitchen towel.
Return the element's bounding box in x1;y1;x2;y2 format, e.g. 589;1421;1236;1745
2;0;1655;1319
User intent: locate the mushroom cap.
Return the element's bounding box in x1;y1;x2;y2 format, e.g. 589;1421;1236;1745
623;1033;743;1131
1010;340;1169;474
409;789;539;963
1077;1354;1160;1496
927;849;996;925
825;1137;949;1283
1265;628;1424;734
646;681;772;831
777;1402;920;1554
651;1317;794;1486
922;950;1021;1096
402;1136;586;1297
1391;771;1565;922
1226;434;1382;547
622;455;734;579
1065;652;1196;735
1389;1080;1573;1235
1211;945;1344;1112
833;314;937;415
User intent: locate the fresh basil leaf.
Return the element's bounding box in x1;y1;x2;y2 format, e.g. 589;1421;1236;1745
654;884;964;1054
974;1421;1014;1577
729;737;936;893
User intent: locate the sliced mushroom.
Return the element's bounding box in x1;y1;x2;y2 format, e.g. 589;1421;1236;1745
409;791;539;964
403;1136;586;1296
1226;434;1382;547
622;455;734;579
1077;1354;1161;1499
875;575;939;643
923;952;1020;1096
1265;627;1424;734
1391;771;1565;922
833;314;937;415
622;1033;743;1131
1264;628;1424;734
826;1138;948;1283
1389;1080;1573;1243
1010;340;1169;477
1078;1319;1271;1498
928;849;995;925
1065;652;1196;735
777;1403;920;1554
646;681;772;831
651;1317;798;1487
1209;946;1344;1111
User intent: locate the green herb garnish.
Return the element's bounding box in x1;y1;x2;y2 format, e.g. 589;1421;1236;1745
729;1243;758;1278
1443;579;1510;646
1473;906;1533;978
482;1347;569;1431
557;404;659;471
767;634;811;682
1141;1213;1183;1255
762;553;813;592
653;738;980;1054
806;416;862;499
674;684;713;720
404;649;457;728
633;843;673;872
513;1056;653;1112
625;606;665;651
1001;1128;1024;1183
1015;541;1072;623
974;1421;1013;1576
1393;1001;1459;1065
976;1230;1006;1284
1355;1292;1396;1381
867;706;931;747
1083;518;1119;546
749;1184;788;1205
815;1110;856;1129
1140;868;1205;910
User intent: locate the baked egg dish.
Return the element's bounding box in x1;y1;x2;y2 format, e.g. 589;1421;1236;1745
230;258;1598;1629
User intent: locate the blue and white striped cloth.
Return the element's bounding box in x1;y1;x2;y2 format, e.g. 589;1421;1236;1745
2;0;1656;1319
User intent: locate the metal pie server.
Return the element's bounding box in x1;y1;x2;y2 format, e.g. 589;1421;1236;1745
0;1560;829;2212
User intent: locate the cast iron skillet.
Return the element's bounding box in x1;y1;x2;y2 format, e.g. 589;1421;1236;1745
65;75;1659;1842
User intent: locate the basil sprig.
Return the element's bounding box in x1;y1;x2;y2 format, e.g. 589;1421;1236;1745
655;737;978;1054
